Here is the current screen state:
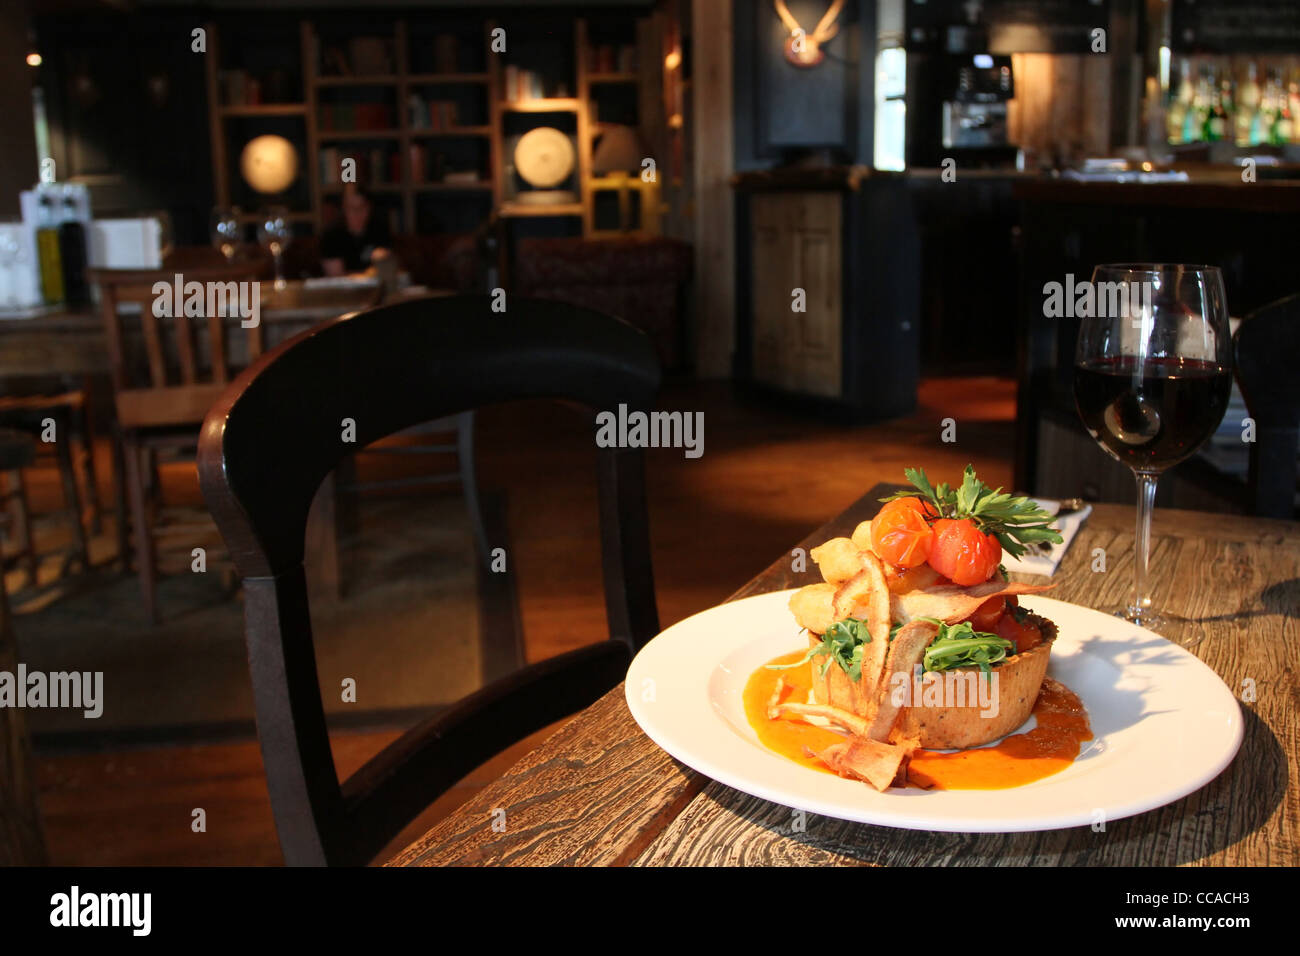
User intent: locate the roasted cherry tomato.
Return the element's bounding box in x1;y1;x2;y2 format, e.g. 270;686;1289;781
927;518;1002;586
870;497;936;569
995;609;1042;654
967;595;1005;632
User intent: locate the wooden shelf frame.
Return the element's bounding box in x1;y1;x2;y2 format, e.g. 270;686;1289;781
205;12;667;239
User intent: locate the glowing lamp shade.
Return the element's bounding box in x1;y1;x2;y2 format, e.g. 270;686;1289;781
592;125;644;175
239;135;298;194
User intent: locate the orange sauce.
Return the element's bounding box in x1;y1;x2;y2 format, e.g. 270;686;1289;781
742;651;843;774
743;651;1092;790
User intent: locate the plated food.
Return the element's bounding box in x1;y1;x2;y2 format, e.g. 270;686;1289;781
745;466;1093;792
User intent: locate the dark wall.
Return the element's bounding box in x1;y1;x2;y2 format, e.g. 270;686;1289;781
733;0;875;170
36;10;214;244
0;2;39;216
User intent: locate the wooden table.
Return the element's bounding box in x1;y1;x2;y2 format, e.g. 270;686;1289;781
0;280;385;378
392;485;1299;866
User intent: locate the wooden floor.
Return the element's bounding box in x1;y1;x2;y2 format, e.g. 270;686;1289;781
20;376;1016;865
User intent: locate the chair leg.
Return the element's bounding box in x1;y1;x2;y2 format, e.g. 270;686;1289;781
110;425;131;574
122;437;159;623
456;411;491;564
73;391;104;535
53;430;90;574
4;469;38;589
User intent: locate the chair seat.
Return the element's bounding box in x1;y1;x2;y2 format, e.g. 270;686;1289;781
116;384;227;430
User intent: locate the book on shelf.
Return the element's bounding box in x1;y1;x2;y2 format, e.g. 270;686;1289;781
320;103;394;132
503;66;563;102
590;44;637;74
409;144;427;183
433;34;459;74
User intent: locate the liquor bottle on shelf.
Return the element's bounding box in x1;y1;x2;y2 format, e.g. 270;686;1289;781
1235;62;1262;147
1167;58;1194;144
35;191;64;305
1287;70;1300;142
1186;66;1209;143
1201;66;1229;142
1266;69;1293;145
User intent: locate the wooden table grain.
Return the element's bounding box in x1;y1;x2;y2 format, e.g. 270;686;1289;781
391;485;1299;867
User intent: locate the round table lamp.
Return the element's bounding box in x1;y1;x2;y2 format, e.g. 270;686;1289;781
592;124;644;175
240;134;299;194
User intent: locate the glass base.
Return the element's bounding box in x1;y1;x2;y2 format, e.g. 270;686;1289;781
1113;606;1204;647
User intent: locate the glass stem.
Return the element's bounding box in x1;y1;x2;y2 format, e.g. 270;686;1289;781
1133;471;1159;616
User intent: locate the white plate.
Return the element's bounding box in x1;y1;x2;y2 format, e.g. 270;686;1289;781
625;592;1243;832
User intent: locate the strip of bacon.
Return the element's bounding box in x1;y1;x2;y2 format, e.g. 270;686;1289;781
771;701;871;736
832;552;892;698
892;580;1054;625
810;737;916;791
866;619;940;741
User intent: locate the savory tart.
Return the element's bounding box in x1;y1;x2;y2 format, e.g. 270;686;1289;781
759;466;1092;791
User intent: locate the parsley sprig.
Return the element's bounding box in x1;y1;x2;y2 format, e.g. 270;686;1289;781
768;618;872;680
880;465;1062;559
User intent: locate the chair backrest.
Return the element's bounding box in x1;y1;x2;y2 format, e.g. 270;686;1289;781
89;262;263;430
1234;293;1300;519
196;294;662;864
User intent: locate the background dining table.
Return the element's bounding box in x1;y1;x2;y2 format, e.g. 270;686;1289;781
392;483;1298;866
0;277;389;379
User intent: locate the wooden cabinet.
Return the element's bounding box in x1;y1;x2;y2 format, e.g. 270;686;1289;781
750;192;842;398
735;170;920;422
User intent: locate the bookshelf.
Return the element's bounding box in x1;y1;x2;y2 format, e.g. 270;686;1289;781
205;11;667;240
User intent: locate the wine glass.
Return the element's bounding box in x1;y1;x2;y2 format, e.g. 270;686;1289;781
210;207;241;262
1073;264;1232;641
257;207;291;290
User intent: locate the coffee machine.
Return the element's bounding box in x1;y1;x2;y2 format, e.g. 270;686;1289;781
942;53;1015;152
904;20;1022;170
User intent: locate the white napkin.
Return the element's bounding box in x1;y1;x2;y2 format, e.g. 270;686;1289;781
1001;498;1093;578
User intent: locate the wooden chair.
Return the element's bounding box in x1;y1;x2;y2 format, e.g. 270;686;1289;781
197;294;661;866
1234;293;1300;519
0;384;101;546
0;428;39;584
89;263;264;621
0;445;47;863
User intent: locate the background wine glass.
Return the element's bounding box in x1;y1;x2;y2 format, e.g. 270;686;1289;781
210;207;241;263
257;207;291;290
1073;264;1232;642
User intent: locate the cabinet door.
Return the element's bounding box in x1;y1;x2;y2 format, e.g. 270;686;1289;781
751;192;842;398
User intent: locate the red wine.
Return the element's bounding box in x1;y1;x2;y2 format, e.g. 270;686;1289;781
1074;356;1231;472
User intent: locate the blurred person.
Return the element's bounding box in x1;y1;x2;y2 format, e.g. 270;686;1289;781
320;183;392;276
